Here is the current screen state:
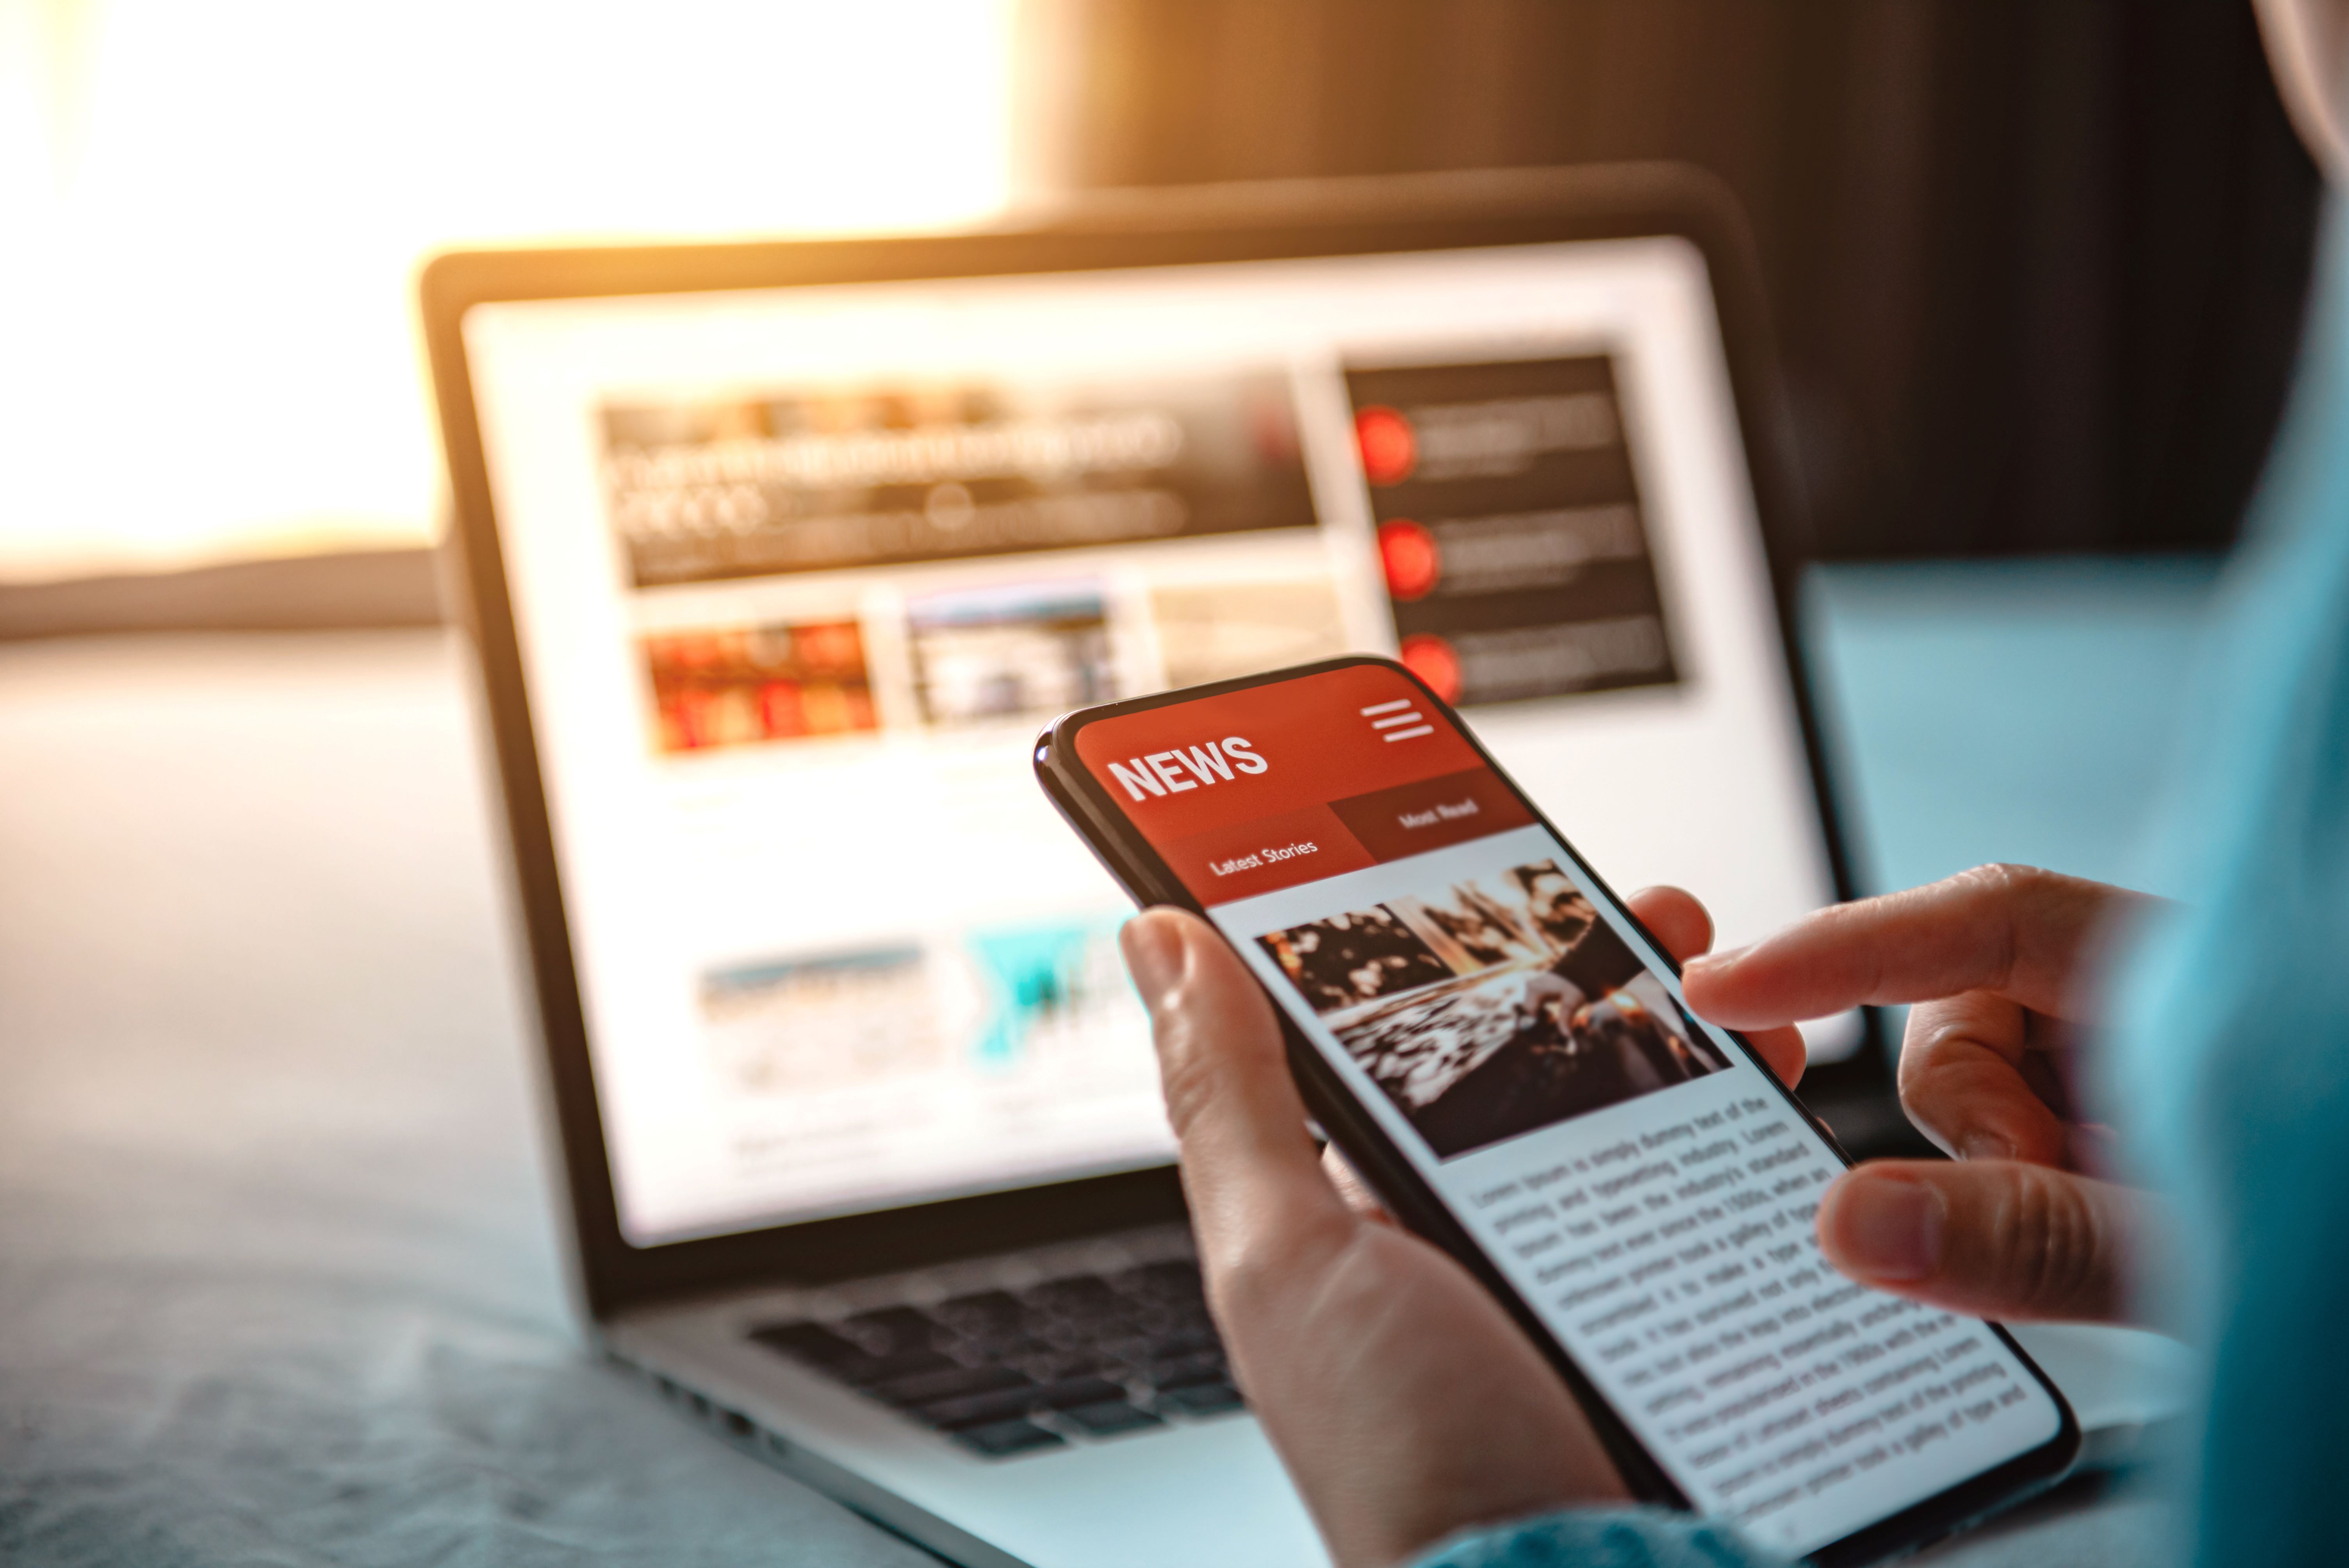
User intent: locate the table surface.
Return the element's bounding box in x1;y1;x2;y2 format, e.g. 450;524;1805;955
0;561;2203;1566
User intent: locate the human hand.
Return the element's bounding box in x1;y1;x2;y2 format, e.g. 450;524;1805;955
1681;865;2160;1324
1119;887;1793;1568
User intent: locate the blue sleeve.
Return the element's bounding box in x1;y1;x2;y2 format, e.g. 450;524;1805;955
1409;1508;1791;1568
2096;202;2349;1566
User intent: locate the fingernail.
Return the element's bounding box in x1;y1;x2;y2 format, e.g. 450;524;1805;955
1121;916;1185;1010
1830;1173;1944;1281
1958;1132;2016;1163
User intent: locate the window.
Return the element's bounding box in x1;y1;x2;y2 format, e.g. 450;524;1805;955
0;0;1021;580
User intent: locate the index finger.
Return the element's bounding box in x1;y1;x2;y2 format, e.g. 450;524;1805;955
1680;864;2151;1030
1626;884;1805;1088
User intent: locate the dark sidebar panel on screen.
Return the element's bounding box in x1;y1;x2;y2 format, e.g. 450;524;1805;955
1346;356;1680;709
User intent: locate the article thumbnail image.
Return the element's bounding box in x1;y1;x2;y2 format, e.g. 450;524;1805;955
1257;861;1728;1159
698;920;1136;1094
907;581;1113;727
700;947;946;1094
599;372;1315;590
642;620;879;754
1148;577;1348;690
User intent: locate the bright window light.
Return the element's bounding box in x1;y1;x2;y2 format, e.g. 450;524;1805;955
0;0;1022;581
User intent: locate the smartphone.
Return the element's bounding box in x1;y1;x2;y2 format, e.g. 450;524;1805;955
1034;655;2077;1564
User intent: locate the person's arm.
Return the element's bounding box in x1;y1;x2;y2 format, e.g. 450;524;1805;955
1408;1507;1792;1567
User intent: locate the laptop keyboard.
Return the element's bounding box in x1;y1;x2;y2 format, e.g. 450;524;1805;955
750;1258;1242;1456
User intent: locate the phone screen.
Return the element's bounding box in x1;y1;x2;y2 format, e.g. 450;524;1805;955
1065;661;2066;1557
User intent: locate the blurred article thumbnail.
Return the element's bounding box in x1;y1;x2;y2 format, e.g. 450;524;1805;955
700;947;947;1095
1149;577;1349;689
909;581;1114;727
601;373;1314;588
964;919;1137;1069
698;923;1139;1096
1259;860;1727;1158
643;619;878;755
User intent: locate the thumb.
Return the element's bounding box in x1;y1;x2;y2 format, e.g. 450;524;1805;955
1120;909;1350;1268
1814;1160;2142;1324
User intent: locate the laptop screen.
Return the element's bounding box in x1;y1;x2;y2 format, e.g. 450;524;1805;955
462;235;1853;1248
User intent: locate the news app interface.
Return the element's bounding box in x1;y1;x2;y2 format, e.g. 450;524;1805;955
1077;664;2061;1555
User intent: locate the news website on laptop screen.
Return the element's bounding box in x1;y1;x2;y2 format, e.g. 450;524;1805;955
460;236;1851;1248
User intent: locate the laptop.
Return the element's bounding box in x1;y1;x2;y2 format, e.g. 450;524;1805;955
421;167;2175;1568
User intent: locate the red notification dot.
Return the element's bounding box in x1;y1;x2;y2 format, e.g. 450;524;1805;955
1401;634;1462;704
1378;520;1441;601
1355;406;1417;485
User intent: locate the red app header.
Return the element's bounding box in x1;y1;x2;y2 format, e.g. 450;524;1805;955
1074;663;1532;903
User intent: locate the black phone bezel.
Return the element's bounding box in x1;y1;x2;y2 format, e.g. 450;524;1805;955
1036;653;2080;1566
